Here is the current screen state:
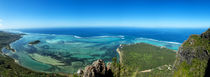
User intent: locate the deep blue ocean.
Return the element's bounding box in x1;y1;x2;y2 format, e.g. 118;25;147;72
17;27;206;43
2;27;207;73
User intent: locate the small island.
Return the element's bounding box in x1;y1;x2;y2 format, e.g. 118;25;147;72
29;40;41;45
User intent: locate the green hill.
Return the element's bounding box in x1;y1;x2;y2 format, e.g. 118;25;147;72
111;28;210;77
173;28;210;77
111;43;176;77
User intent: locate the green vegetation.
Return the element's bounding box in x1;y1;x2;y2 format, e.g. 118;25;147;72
120;43;176;70
29;40;41;45
111;43;176;77
0;55;67;77
182;34;209;50
174;59;207;77
0;31;69;77
0;31;22;52
173;28;210;77
136;65;173;77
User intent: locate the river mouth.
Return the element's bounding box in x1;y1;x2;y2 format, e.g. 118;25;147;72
2;33;180;74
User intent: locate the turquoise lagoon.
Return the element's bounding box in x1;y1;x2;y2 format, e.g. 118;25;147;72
6;28;205;73
3;28;206;73
2;32;182;73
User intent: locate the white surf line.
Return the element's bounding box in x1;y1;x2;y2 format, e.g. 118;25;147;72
116;44;122;63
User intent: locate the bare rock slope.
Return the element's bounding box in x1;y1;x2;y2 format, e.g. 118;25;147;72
173;28;210;77
78;59;113;77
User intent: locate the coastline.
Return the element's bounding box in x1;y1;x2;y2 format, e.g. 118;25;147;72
116;43;176;64
113;43;176;77
116;44;122;63
0;31;22;53
0;32;24;66
0;31;68;77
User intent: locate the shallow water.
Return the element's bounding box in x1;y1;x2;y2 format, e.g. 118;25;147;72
2;28;206;73
2;33;180;73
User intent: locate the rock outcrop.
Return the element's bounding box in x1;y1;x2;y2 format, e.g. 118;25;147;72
201;28;210;40
173;28;210;77
77;59;113;77
28;40;40;45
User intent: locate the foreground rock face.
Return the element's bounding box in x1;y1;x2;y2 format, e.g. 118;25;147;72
173;28;210;77
78;59;113;77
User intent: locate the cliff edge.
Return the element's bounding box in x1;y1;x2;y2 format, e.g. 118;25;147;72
173;28;210;77
77;59;113;77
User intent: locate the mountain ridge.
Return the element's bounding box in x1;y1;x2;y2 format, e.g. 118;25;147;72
173;28;210;77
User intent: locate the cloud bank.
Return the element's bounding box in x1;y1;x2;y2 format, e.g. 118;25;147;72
0;19;3;29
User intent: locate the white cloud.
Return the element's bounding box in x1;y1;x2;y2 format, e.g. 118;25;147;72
0;24;3;29
0;19;4;29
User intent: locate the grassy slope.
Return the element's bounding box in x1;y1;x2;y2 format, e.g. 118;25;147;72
0;31;69;77
173;29;210;77
111;43;176;77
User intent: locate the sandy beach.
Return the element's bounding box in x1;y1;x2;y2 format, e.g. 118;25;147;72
116;44;122;63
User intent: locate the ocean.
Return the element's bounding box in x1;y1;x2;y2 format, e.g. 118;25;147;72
2;27;207;73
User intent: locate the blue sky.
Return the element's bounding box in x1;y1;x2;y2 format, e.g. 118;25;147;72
0;0;210;29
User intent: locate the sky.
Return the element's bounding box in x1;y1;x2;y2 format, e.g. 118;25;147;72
0;0;210;29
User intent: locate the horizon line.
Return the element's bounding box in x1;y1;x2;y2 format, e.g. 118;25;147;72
1;26;209;30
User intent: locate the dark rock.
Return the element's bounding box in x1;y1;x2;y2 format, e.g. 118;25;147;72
29;40;40;45
78;59;113;77
0;60;5;65
77;69;84;75
177;46;209;65
205;59;210;77
173;28;210;77
5;45;16;52
201;28;210;40
4;65;12;69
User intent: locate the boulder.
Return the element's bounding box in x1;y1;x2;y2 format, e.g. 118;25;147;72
78;59;113;77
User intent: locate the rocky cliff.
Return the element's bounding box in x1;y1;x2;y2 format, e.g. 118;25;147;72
173;28;210;77
77;59;113;77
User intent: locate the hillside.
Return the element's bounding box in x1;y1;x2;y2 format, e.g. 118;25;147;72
173;28;210;77
111;43;177;77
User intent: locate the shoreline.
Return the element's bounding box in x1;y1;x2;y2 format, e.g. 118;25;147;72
116;44;122;63
0;31;68;77
0;32;22;53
